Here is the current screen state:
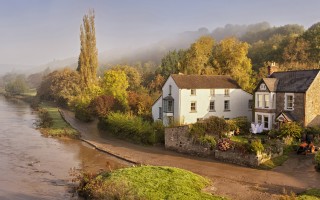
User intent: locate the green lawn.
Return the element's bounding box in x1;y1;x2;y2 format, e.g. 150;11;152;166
39;103;79;138
298;189;320;200
78;166;226;200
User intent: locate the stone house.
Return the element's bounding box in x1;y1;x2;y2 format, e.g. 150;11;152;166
253;67;320;130
152;74;252;126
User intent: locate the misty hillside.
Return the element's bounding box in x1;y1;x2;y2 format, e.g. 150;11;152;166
0;21;309;76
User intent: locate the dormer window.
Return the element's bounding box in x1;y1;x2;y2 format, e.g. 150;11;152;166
260;83;266;90
191;89;196;95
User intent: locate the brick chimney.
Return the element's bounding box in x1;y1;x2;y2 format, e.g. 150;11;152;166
267;62;278;76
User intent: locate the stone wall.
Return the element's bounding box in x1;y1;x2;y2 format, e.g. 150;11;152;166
165;126;283;167
276;92;305;124
306;74;320;126
165;126;214;157
215;150;282;167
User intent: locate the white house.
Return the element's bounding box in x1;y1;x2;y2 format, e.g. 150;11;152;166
152;74;253;126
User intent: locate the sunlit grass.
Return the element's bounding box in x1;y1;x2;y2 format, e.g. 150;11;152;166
79;166;226;200
39;102;78;138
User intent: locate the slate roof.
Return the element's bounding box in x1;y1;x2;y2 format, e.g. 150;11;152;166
170;74;241;89
268;69;320;92
262;78;278;92
276;111;296;122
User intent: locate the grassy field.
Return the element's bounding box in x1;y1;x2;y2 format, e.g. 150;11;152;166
39;103;79;138
77;166;226;200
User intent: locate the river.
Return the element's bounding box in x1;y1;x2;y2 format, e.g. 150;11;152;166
0;96;129;200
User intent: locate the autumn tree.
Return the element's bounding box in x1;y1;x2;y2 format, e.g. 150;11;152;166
77;9;98;87
5;74;28;95
101;70;129;108
158;49;186;78
303;22;320;65
282;36;311;70
182;36;215;74
111;65;142;91
50;68;82;106
212;37;253;91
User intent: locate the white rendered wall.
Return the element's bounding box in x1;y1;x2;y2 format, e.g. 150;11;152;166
161;76;180;125
179;88;252;124
152;96;162;121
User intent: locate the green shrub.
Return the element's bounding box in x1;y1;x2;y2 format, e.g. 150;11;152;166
99;112;156;145
247;139;264;154
189;122;206;138
230;117;251;134
197;135;217;149
74;105;93;122
153;121;165;144
279;122;302;139
203;116;229;137
315;151;320;170
37;108;53;128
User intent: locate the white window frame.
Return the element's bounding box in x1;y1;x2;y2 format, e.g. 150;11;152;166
255;112;275;130
285;93;294;111
210;89;215;96
224;100;230;111
190;101;197;112
209;101;215;112
224;89;230;96
255;92;272;109
191;89;196;96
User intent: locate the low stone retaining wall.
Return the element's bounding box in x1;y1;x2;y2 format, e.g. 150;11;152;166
165;126;283;167
165;126;214;157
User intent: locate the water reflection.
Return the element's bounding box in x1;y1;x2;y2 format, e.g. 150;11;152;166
0;96;128;199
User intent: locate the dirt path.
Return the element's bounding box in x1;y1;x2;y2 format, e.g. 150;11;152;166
61;109;320;200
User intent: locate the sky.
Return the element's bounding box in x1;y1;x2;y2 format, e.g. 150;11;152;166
0;0;320;66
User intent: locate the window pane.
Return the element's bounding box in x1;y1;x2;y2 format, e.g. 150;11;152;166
168;101;173;112
258;94;263;108
264;116;269;129
191;89;196;95
191;102;196;111
264;94;269;108
257;115;262;124
224;100;230;110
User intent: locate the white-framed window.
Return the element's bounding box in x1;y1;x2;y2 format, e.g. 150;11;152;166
260;83;266;90
257;114;262;124
256;93;271;109
209;101;215;111
224;89;230;96
285;93;294;110
224;100;230;111
210;89;215;96
164;100;173;113
191;89;196;95
190;101;197;112
255;113;275;130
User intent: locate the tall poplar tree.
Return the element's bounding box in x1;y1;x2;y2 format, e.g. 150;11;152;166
77;9;98;87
